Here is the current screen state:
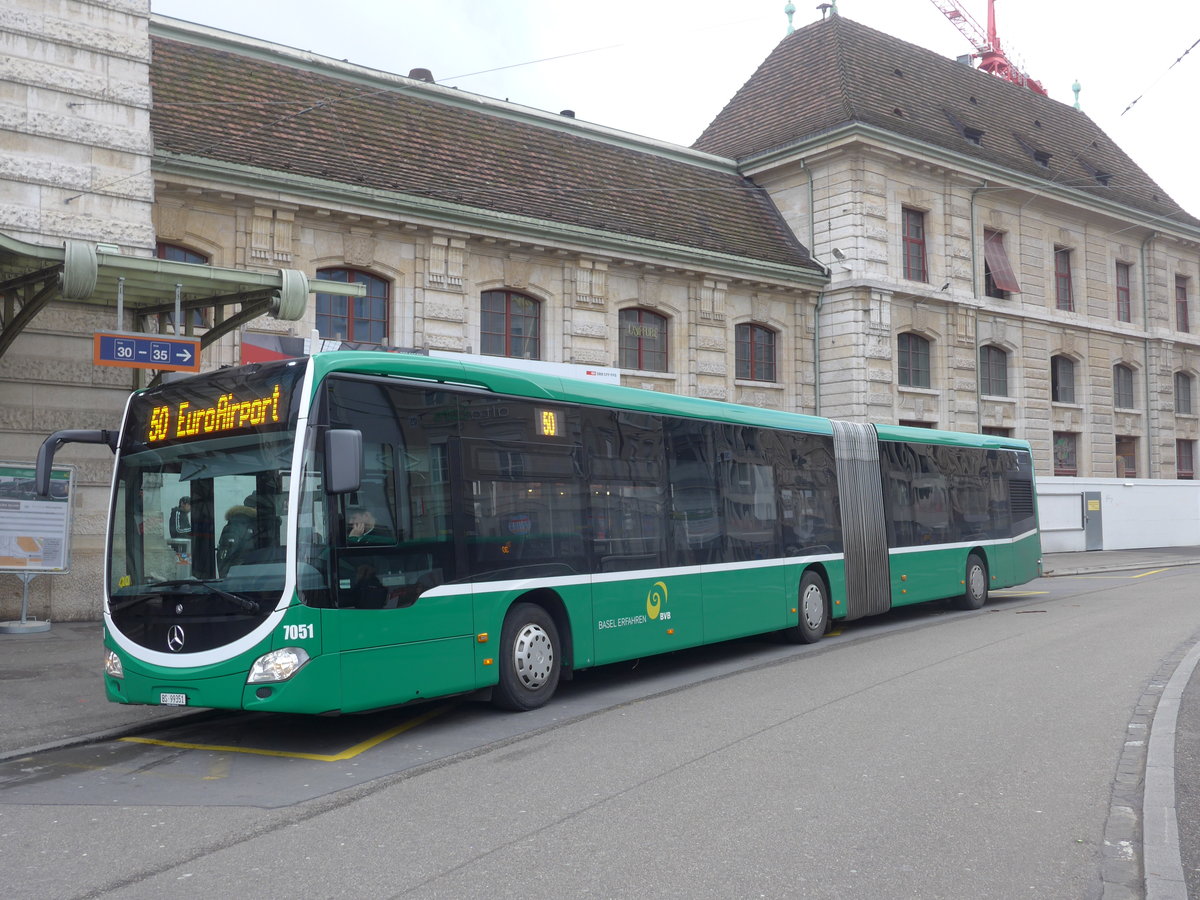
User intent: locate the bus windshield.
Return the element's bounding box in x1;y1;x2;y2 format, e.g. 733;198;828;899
107;361;306;653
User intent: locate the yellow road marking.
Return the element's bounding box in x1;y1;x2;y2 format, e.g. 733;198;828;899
120;702;454;762
1066;570;1169;580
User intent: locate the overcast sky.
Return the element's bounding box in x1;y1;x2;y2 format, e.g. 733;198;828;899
150;0;1200;218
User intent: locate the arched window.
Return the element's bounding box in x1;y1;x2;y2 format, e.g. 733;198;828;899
619;308;668;372
1113;364;1136;409
316;269;389;344
481;290;540;359
1176;372;1195;415
156;242;209;327
1051;355;1075;404
897;332;931;388
978;345;1008;397
735;323;777;382
157;243;207;265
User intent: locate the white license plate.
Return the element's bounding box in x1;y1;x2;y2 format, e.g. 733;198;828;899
159;692;187;706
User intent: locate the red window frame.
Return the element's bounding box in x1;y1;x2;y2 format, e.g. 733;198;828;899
1178;440;1195;480
1113;364;1135;409
1116;436;1137;478
316;268;389;345
1055;247;1074;312
481;290;541;359
983;230;1020;297
1116;263;1131;323
1177;276;1191;333
1053;432;1078;476
619;308;668;372
735;324;777;382
902;208;928;282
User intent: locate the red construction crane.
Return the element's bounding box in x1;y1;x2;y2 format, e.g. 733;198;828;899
930;0;1048;95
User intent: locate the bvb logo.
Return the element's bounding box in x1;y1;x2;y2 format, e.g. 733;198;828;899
646;581;668;619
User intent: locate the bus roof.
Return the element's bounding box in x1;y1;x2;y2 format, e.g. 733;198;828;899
296;351;1031;452
308;351;836;436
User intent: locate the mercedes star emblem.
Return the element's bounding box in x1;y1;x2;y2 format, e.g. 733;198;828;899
166;624;186;653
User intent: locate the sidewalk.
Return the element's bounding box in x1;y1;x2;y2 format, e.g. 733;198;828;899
1042;544;1200;577
0;621;196;761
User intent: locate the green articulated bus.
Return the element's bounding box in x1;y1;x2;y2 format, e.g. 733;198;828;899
36;352;1041;714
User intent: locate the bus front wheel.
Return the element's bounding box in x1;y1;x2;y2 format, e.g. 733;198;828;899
782;571;828;644
492;602;561;711
952;553;989;611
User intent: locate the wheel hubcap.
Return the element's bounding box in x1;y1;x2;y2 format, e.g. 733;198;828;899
802;584;824;630
969;564;986;598
513;623;554;690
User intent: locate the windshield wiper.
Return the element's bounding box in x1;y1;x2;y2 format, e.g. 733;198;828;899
110;579;261;614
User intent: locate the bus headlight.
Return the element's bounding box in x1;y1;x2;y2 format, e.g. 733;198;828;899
104;649;124;679
247;647;310;684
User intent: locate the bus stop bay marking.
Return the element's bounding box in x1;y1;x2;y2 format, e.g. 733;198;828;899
1070;570;1172;580
119;702;455;762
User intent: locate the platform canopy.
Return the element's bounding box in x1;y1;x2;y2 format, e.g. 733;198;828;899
0;231;364;362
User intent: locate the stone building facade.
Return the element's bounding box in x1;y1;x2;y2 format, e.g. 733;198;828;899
1;0;158;617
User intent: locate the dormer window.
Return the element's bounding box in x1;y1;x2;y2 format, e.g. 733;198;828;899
1015;133;1052;168
945;109;985;147
1080;158;1113;186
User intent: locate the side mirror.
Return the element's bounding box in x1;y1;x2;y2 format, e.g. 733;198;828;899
324;429;362;494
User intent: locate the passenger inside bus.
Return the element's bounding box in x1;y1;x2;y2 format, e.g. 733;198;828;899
347;508;393;544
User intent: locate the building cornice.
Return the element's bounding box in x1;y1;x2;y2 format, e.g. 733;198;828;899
738;122;1200;242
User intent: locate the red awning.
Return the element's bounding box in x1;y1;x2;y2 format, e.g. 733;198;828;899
984;232;1021;293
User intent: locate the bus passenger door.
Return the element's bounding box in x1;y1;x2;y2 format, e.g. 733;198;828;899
323;377;475;712
586;409;701;663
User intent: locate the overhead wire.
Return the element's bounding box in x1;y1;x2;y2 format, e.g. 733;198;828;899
1119;36;1200;117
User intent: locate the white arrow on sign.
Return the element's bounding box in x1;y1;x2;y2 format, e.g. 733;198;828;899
177;347;193;363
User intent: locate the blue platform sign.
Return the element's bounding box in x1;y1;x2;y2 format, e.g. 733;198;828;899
93;332;201;373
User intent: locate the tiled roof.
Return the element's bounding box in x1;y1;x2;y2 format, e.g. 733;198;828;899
148;35;821;275
694;15;1197;228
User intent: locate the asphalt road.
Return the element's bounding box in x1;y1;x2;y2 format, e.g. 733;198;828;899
2;567;1198;899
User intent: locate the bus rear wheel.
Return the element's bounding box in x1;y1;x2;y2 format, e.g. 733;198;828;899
781;571;828;644
952;553;989;611
492;602;561;711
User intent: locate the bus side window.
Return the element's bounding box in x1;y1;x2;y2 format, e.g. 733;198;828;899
339;443;397;547
586;409;666;572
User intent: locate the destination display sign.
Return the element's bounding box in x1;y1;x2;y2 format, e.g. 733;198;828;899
125;361;304;449
146;383;286;443
93;332;201;373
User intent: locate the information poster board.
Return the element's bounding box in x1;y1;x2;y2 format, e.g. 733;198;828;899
0;462;76;573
